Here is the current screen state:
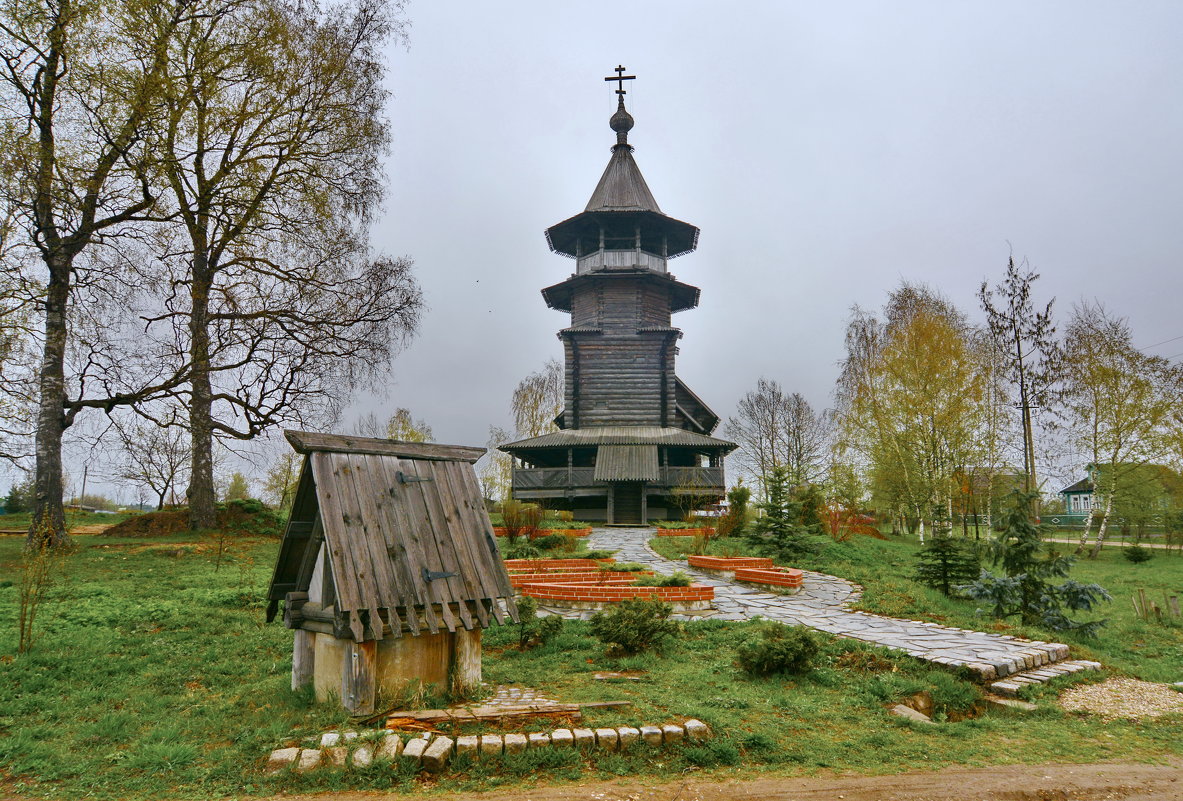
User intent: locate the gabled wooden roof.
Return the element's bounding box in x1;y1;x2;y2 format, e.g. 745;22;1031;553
267;431;518;641
594;445;660;482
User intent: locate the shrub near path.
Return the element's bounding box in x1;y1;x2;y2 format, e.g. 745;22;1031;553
0;533;1180;799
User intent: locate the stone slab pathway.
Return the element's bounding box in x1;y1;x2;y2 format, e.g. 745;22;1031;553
535;528;1097;685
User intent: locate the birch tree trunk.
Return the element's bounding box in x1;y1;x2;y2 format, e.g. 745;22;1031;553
1075;506;1097;554
1089;494;1114;558
30;261;71;548
188;261;218;531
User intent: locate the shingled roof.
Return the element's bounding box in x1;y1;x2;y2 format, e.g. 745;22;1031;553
501;426;736;452
267;431;518;641
585;145;662;213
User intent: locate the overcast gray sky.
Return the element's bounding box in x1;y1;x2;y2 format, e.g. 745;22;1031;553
18;1;1181;502
356;0;1183;456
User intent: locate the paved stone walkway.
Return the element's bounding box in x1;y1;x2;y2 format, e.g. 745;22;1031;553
536;528;1095;684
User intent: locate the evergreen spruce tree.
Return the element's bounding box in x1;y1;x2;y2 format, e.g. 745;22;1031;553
915;535;980;597
961;492;1110;634
747;467;824;562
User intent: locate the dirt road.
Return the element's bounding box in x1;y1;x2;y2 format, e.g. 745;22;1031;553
270;760;1183;801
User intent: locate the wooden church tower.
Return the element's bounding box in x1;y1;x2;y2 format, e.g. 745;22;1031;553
502;69;735;525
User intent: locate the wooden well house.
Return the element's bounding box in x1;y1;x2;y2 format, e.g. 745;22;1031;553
266;431;518;715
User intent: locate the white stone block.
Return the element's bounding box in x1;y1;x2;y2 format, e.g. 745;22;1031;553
376;733;402;761
504;733;528;754
594;728;618;750
550;729;574;748
402;736;429;763
661;724;685;743
352;745;373;768
616;726;640;748
320;732;341;748
295;748;321;772
455;736;479;757
421;736;454;773
572;728;595;748
684;719;709;741
266;747;300;773
479;734;504;757
324;746;348;767
527;732;550;748
640;725;663;746
889;704;934;724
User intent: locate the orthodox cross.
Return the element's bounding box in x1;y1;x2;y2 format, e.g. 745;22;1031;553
604;65;636;96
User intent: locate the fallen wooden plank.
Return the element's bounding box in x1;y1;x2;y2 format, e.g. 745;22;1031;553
381;700;630;728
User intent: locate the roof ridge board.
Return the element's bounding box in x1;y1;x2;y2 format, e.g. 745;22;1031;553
285;430;485;463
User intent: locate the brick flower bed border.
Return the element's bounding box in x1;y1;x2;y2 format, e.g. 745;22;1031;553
515;578;713;610
686;555;774;571
508;570;654;588
503;558;614;572
654;527;716;537
493;527;593;539
733;566;803;592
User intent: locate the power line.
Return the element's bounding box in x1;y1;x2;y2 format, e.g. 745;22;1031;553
1141;333;1183;350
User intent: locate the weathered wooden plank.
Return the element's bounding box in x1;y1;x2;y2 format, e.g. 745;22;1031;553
286;431;485;463
411;460;472;632
418;459;487;619
339;454;404;640
354;452;422;636
382;700;629;727
292;629;315;691
341;640;377;717
393;457;457;634
372;454;426;636
451;462;517;609
432;464;494;628
327;453;382;634
373;455;441;634
450;628;482;698
417;461;476;631
308;453;363;615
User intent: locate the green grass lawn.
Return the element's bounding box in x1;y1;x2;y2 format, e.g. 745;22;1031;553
651;532;1183;682
0;510;134;531
0;531;1180;799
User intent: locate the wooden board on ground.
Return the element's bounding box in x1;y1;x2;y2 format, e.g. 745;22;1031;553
383;700;631;729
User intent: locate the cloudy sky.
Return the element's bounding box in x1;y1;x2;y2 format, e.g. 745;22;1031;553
354;0;1182;462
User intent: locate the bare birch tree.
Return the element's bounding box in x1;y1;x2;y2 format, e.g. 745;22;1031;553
144;0;421;529
111;414;191;509
725;378;828;494
0;0;195;546
512;358;563;439
1061;303;1183;556
836;284;984;541
979;257;1060;497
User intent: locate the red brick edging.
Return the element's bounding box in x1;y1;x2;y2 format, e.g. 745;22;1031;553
516;580;714;603
686;555;773;570
654;527;716;537
493;527;593;539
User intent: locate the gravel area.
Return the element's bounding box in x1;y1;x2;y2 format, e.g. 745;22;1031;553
1059;676;1183;720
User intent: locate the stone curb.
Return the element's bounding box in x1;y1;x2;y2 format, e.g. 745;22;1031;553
267;720;711;774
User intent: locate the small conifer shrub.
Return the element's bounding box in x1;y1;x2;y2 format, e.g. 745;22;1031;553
915;535;980;596
589;598;680;655
735;623;819;676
